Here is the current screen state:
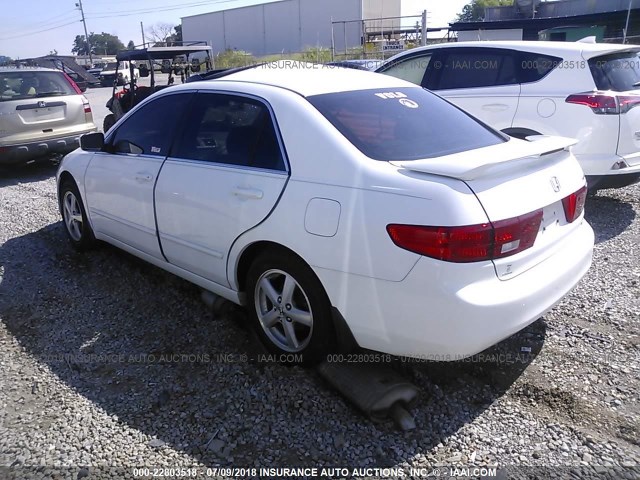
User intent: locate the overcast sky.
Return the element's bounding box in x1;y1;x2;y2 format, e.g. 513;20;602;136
0;0;469;59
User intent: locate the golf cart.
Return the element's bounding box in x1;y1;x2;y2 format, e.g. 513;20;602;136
103;41;213;132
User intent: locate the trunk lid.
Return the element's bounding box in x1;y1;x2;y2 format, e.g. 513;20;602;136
391;136;588;280
1;96;87;144
0;70;87;144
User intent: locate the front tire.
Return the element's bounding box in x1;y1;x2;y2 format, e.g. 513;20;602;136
245;251;335;363
59;180;96;251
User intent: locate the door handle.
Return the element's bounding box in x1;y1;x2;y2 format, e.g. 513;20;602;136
134;172;154;183
482;103;509;112
232;187;263;199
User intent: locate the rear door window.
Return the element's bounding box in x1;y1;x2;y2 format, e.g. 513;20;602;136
379;54;432;85
172;93;285;171
518;52;563;83
308;87;505;161
425;48;519;90
589;51;640;92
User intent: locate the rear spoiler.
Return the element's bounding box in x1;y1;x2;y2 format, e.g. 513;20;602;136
390;136;578;181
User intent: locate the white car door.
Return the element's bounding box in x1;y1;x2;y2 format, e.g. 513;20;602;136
84;92;194;259
424;48;521;131
154;92;288;287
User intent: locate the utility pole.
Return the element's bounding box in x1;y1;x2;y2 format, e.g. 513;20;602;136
140;21;146;48
421;10;427;46
76;0;93;64
623;0;633;44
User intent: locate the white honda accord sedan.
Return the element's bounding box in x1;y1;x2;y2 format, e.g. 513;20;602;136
57;62;594;362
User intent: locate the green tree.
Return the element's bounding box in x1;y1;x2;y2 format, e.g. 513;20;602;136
127;40;135;50
0;55;12;66
457;0;514;22
72;32;125;55
173;25;182;43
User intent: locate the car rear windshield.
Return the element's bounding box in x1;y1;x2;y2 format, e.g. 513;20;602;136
308;87;505;161
589;51;640;92
0;71;76;102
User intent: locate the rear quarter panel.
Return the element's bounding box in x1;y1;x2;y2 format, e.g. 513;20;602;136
513;49;620;161
225;88;491;289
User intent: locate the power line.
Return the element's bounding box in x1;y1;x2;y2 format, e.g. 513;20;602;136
0;10;78;35
84;0;241;18
0;0;254;43
0;20;81;41
1;8;76;23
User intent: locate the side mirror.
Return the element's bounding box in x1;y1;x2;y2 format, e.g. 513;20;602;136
80;132;105;151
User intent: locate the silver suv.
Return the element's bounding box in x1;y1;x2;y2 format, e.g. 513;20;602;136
0;67;97;165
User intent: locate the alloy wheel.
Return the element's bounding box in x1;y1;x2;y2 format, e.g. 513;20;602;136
63;191;83;241
254;269;314;353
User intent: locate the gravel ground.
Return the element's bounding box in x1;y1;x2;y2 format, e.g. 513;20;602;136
0;164;638;480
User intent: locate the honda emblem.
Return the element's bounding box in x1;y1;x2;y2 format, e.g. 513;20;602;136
550;176;561;193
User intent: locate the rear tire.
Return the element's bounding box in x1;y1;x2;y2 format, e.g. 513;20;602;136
59;179;96;251
245;250;336;364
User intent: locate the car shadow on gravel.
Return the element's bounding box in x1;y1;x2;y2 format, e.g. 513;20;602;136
0;160;59;188
0;222;546;469
585;193;636;245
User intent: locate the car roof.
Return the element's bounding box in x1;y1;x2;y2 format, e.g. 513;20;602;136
0;66;60;73
385;40;640;62
209;61;414;97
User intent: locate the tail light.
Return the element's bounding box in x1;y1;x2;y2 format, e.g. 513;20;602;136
83;100;92;114
566;92;640;114
618;95;640;114
63;72;83;94
562;185;588;223
387;210;543;263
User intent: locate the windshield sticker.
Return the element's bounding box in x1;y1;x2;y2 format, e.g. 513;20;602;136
399;98;419;109
375;92;408;100
151;146;161;154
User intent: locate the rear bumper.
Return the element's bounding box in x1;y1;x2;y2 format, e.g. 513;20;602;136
316;220;594;360
0;129;96;165
587;172;640;190
578;153;640;188
578;152;640;190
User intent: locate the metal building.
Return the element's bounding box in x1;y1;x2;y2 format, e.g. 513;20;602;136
182;0;402;56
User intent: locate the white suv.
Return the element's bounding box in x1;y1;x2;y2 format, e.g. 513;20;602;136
378;41;640;191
